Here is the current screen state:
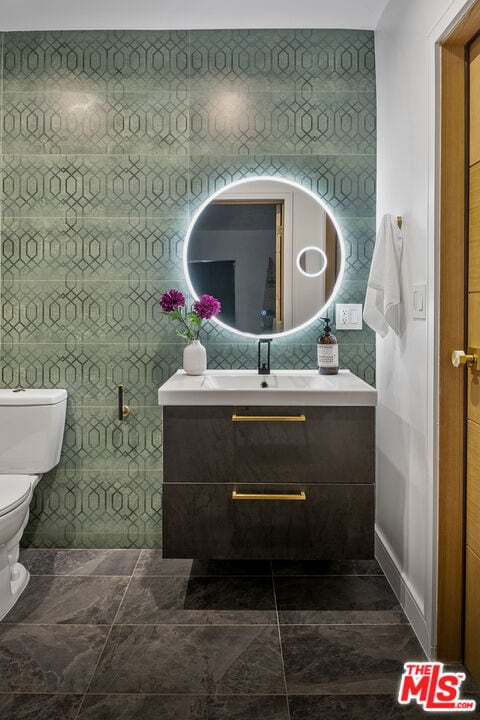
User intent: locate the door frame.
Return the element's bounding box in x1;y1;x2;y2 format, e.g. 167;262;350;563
437;0;480;660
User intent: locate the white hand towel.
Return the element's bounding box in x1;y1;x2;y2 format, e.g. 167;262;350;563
363;214;403;337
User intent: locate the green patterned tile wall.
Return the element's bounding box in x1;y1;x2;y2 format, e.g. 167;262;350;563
0;29;376;548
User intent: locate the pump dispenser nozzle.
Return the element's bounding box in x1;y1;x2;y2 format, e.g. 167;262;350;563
321;317;332;334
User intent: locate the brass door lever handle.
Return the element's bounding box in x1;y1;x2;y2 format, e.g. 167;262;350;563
451;348;480;370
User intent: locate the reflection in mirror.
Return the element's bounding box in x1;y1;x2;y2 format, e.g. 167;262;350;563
296;246;328;277
184;177;344;338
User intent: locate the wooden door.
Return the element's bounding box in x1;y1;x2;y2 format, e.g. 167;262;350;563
464;33;480;682
438;2;480;662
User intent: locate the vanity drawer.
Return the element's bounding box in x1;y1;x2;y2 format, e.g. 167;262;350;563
163;405;374;485
162;482;374;560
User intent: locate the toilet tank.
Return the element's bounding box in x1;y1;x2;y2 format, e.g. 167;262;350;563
0;389;67;474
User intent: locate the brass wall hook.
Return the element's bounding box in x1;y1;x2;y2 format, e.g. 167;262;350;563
117;384;130;420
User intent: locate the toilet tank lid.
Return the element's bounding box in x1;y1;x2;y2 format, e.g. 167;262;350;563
0;389;67;406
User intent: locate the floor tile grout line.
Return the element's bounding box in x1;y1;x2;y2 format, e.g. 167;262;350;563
26;574;139;578
131;572;281;582
276;621;411;627
272;573;384;578
0;622;113;628
8;689;480;697
131;574;274;579
110;549;144;626
270;560;292;720
274;621;414;627
99;622;278;628
5;690;419;697
73;551;143;719
0;620;411;628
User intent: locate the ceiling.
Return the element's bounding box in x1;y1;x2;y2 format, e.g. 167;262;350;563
0;0;391;32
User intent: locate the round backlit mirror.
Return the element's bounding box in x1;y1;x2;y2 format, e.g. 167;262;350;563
184;176;345;338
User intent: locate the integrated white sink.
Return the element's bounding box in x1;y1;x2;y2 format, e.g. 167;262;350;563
202;373;315;391
158;369;377;406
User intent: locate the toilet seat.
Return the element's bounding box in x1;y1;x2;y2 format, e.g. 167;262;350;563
0;476;32;517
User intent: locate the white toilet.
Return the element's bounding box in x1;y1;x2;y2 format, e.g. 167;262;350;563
0;388;67;619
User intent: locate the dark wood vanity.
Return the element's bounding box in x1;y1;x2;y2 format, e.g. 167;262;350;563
161;174;376;560
162;404;375;559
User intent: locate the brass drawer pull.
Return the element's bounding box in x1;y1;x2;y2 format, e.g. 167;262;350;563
232;491;306;501
231;414;306;422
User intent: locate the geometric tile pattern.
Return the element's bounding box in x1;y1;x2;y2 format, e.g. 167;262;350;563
59;406;163;470
189;91;376;156
25;470;162;549
188;29;376;93
3;30;190;92
1;279;190;343
1;216;187;282
337;217;376;274
0;28;376;548
2;154;190;219
189;154;376;218
3;91;190;156
0;341;183;407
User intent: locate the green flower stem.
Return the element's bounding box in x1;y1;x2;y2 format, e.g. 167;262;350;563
162;309;202;342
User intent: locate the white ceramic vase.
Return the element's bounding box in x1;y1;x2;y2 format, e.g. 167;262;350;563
183;340;207;375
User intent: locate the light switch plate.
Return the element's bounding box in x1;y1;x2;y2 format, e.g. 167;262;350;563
412;283;426;319
335;303;363;330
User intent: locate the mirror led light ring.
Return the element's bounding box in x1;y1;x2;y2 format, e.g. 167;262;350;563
183;176;346;339
296;246;328;278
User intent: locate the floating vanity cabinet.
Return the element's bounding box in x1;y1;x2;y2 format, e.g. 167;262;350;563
160;373;377;560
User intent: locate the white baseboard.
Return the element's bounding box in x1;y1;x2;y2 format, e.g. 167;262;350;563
375;527;435;659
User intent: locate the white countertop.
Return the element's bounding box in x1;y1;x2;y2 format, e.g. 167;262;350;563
158;369;377;407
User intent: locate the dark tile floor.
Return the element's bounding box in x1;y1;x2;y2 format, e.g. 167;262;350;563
0;549;478;719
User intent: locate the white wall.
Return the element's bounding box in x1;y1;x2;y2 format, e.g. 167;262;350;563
0;0;389;31
375;0;475;657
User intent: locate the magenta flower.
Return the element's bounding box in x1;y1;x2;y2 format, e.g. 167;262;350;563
160;288;221;342
193;294;222;320
160;289;185;313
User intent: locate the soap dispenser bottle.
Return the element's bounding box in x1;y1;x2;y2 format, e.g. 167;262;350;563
317;317;338;375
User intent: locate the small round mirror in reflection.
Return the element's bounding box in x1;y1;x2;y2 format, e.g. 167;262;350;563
184;177;345;338
296;246;328;278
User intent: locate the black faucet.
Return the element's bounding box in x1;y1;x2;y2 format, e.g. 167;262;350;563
258;339;272;375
